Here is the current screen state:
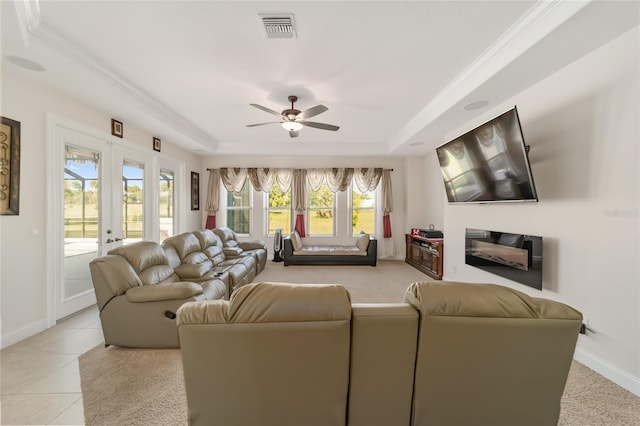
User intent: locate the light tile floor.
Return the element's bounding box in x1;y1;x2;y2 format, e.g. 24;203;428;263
1;306;102;425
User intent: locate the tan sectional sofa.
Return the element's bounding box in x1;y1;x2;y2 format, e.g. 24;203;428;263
89;229;267;348
178;281;582;426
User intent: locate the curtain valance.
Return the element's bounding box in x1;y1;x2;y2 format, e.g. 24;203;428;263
212;167;387;194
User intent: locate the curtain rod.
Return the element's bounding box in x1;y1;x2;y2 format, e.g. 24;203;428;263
206;168;394;171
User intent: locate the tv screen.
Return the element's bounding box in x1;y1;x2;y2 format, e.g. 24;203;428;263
436;107;538;203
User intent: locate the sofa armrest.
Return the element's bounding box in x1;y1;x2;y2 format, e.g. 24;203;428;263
125;282;204;303
283;237;294;257
239;240;266;250
367;238;377;258
174;262;213;279
223;247;243;258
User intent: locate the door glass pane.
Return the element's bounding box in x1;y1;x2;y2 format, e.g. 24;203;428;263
123;160;144;244
159;168;174;242
64;146;99;298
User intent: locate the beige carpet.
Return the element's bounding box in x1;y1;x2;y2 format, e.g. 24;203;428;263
80;260;640;425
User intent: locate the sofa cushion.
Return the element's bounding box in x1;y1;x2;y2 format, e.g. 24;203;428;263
355;233;370;251
213;227;237;245
193;229;221;250
405;281;556;319
179;282;352;324
290;231;303;251
163;233;202;260
138;264;179;286
296;246;366;256
108;241;168;274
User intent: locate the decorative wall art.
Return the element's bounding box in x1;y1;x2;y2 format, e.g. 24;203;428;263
153;137;161;152
111;119;123;138
1;116;21;215
191;171;200;210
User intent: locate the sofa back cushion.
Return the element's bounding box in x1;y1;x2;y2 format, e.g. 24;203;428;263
178;282;352;426
290;230;303;251
213;227;237;247
89;255;142;310
163;233;202;260
108;241;177;286
193;229;226;265
355;233;370;251
405;281;582;426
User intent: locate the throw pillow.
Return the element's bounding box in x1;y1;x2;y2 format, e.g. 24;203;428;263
291;231;302;251
356;233;370;251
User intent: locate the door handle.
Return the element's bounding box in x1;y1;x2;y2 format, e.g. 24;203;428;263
106;238;114;243
114;237;123;242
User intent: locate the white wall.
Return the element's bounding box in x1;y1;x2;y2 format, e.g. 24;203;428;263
203;155;407;258
425;28;640;394
0;70;203;347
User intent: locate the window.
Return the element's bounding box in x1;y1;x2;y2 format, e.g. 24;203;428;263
308;183;335;236
159;168;174;242
267;185;291;235
351;183;376;235
226;181;252;234
122;160;144;242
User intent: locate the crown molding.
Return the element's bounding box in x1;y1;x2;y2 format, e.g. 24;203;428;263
388;0;592;151
13;0;41;46
13;0;217;151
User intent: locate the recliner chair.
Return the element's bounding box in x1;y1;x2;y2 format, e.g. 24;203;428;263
89;241;226;348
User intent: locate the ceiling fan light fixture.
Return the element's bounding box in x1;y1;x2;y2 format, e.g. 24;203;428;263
281;121;303;132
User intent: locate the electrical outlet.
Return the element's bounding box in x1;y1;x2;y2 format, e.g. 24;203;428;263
579;317;594;335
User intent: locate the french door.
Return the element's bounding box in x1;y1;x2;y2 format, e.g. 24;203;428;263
53;124;152;321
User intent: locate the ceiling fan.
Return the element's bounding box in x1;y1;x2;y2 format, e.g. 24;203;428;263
246;95;339;138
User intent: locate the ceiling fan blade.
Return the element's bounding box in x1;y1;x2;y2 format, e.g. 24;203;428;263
289;130;299;138
301;121;340;131
250;104;284;118
297;105;328;120
246;122;281;127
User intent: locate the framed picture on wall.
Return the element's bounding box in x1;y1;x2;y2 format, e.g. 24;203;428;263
111;119;123;138
1;116;21;215
153;137;161;152
191;171;200;210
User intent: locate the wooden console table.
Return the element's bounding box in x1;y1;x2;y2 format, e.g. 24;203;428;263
405;234;443;280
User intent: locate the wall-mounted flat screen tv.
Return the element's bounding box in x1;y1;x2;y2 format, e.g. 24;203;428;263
436;106;538;203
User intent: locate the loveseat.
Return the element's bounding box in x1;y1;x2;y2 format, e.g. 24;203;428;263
283;231;377;266
178;281;582;426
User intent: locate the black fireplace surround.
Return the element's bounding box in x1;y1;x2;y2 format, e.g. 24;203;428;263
465;228;543;290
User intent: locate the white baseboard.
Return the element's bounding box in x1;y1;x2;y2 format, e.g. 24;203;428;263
1;318;49;350
574;347;640;397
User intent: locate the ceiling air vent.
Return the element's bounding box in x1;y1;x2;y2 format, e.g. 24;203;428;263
260;14;296;39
